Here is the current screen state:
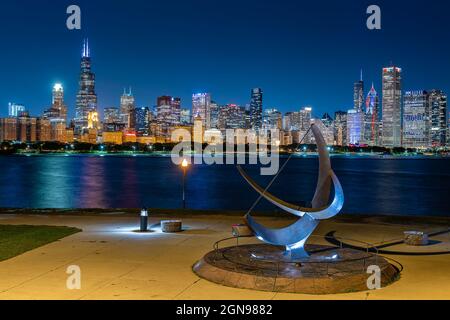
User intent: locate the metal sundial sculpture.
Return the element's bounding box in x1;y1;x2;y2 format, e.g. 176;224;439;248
237;124;345;260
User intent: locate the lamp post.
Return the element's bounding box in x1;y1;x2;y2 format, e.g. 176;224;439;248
140;207;148;232
181;159;189;209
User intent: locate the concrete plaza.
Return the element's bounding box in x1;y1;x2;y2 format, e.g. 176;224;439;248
0;213;449;300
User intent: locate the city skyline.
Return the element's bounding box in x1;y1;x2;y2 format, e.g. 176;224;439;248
2;37;448;123
1;0;450;118
0;37;447;150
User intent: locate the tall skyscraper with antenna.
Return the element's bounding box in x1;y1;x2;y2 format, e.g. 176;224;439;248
353;70;364;112
75;39;98;135
364;83;380;146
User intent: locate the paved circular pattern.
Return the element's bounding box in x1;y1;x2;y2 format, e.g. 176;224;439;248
194;244;400;294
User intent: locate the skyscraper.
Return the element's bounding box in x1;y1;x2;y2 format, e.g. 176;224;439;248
157;96;181;135
263;109;283;131
8;103;25;117
334;111;348;146
347;109;363;146
218;104;246;130
120;88;136;130
192;93;211;128
313;118;335;146
250;88;263;131
209;102;220;129
104;107;121;124
403;91;429;149
180;109;192;125
428;89;448;147
103;107;124;132
382;66;402;147
44;84;68;122
75;39;98;135
135;107;150;135
171;97;181;126
364;83;380;146
353;71;364;112
52;84;68;122
299;107;312;131
321;113;334;127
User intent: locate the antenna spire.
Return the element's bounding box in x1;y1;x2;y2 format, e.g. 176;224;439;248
82;38;90;58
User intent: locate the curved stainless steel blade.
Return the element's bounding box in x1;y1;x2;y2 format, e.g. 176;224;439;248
238;166;344;220
245;213;319;247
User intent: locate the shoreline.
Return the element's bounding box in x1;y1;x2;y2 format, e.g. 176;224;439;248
1;208;449;226
1;152;449;160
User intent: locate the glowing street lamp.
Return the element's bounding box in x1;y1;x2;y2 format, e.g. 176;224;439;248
181;159;189;209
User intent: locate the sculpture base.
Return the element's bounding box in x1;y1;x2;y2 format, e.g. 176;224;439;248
193;244;399;295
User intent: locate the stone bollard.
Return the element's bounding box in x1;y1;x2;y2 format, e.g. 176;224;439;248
232;224;254;237
161;220;183;233
404;231;429;246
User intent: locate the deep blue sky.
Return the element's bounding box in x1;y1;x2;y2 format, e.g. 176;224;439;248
0;0;449;119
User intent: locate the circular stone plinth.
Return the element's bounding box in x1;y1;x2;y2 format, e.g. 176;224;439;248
193;244;400;294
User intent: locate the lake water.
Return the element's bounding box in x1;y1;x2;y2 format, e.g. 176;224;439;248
0;155;448;216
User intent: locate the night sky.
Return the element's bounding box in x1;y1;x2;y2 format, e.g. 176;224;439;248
0;0;449;119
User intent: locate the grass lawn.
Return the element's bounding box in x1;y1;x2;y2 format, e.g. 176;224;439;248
0;225;81;262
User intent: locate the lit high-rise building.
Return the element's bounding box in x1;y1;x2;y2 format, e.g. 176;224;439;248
250;88;263;131
120;88;136;130
263;109;283;131
209;102;220;129
135;107;150;135
428;89;448;147
354;71;364;112
347;109;363;146
403;91;429;149
299;107;312;131
171;97;181;126
180;109;191;125
312;118;334;145
320;113;335;145
104;107;121;124
8;103;25;117
17;113;37;143
36;118;51;142
87;111;100;129
284;112;296;131
52;83;68;122
192;93;211;128
0;118;18;141
44;84;68;123
382;66;402;147
75;39;98;135
364;84;380;146
334;111;348;146
218;104;246;130
283;113;292;131
157;96;181;135
103;107;125;133
321;113;334;127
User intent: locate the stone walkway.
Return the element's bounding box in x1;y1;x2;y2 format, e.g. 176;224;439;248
0;214;449;300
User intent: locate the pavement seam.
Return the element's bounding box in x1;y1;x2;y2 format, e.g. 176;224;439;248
172;279;202;300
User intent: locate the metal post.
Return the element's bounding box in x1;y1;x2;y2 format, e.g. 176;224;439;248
140;208;148;232
182;168;187;209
